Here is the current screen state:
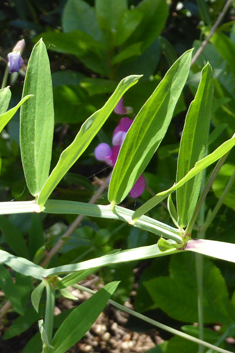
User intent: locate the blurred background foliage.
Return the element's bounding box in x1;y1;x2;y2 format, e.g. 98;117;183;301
1;0;235;352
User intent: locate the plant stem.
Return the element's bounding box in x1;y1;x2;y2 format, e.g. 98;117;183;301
74;284;233;353
40;175;110;267
191;0;233;67
44;283;55;344
196;171;206;353
1;65;9;89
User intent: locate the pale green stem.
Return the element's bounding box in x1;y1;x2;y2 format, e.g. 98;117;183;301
196;171;206;353
74;284;233;353
44;283;55;345
201;169;235;234
1;65;9;89
196;238;205;353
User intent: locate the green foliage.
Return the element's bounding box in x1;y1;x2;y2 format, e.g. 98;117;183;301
37;74;141;207
109;50;192;204
176;63;213;227
0;95;31;134
0;87;11;114
51;281;119;353
20;39;54;197
0;215;28;257
145;252;235;324
133;134;235;220
212;163;235;211
1;1;235;352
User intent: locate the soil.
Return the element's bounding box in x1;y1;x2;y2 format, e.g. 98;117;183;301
0;275;162;353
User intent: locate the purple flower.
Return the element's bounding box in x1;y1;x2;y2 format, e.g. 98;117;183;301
95;117;145;198
8;39;25;74
129;174;145;198
114;97;133;115
94;143;112;166
114;97;126;115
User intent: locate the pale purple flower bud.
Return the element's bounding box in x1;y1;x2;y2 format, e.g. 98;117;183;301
129;175;145;198
94;143;113;166
112;131;127;146
12;39;25;54
114;97;126;115
8;39;25;74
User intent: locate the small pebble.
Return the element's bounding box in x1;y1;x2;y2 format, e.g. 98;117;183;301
101;332;111;341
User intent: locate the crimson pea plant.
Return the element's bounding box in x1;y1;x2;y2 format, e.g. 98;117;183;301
1;39;235;353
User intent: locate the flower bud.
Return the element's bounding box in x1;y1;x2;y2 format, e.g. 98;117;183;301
8;39;25;74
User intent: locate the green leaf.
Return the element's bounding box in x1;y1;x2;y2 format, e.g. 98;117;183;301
96;0;127;46
0;215;29;258
182;325;220;343
0;265;24;314
0;87;11;114
133;134;235;220
51;282;119;353
29;214;44;260
38;75;141;207
167;194;179;228
145;252;233;324
212;163;235;211
80;78;116;96
196;0;211;25
62;0;104;42
108;49;193;204
165;336;198;353
176;63;213;227
39;30;110;76
3;306;40;340
126;0;169;51
115;7;143;46
53;85;94;124
38;319;54;350
15;272;32;310
111;42;142;64
0;95;31;134
20;39;54;197
59;268;98;288
31;281;45;312
159;36;178;66
210;32;235;78
21;333;42;353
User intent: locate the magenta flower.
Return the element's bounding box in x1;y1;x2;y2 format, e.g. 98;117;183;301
8;39;25;73
94;117;145;198
114;97;126;115
114;97;133;116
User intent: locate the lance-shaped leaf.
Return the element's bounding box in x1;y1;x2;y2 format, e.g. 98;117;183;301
0;95;32;133
51;282;119;353
108;49;193;204
133;134;235;220
176;63;213;227
37;75;141;207
20;38;54;197
0;87;11;114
